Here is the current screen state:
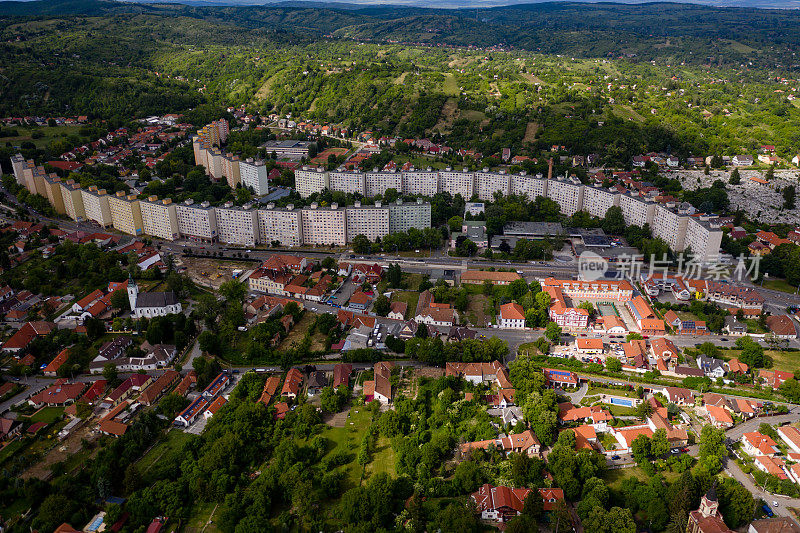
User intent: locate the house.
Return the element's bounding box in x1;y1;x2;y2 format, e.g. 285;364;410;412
461;430;541;458
471;484;560;523
43;348;70;377
274;402;289;420
651;338;679;360
741;432;780;457
372;361;394;404
759;369;794;389
0;417;21;440
754;455;789;480
460;270;522;286
766;315;798;339
446;361;503;384
347;291;372;311
647;408;688;447
175;397;209;427
543;368;579;388
777;425;800;454
282;368;304;398
659;386;694;405
138;370;180;406
306;371;328;396
598;315;626;334
414;290;457;327
201;372;229;400
258;375;282;406
730;398;757;418
499;302;525;329
612;425;654;453
127;277;181;319
557;402;613;428
732;155;754;166
748;518;800;533
333;363;353;388
2;321;55;353
29;382;86;407
388;301;407;320
576;338;603;355
706;405;734;428
203;396;227;420
697;355;726;378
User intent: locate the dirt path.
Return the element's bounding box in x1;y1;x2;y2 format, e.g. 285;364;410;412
523;122;541;143
432;98;458;133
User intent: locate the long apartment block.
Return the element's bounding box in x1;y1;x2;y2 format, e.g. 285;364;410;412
12;152;720;258
294;165;722;259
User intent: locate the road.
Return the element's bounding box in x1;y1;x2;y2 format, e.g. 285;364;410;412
723;456;800;519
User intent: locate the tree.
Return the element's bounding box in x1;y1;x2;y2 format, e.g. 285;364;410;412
508;278;529;300
373;294;391;316
219;279;247;303
386;263;402;287
650;428;669;458
729;168;740;185
447;215;464;233
602;206;625;235
352;234;371;254
604;507;636;533
631;433;651;464
698;425;726;473
545;322;562;342
606;358;622;372
102;362;118;385
198;330;220;355
110;289;129;310
718;477;756;528
453;460;484;493
415;323;428;339
784;185;796;209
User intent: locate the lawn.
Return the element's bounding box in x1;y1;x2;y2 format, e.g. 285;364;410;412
604;466;679;491
392;291;420;318
319;406;394;490
442;73;460;96
0;125;86;149
744;319;768;334
136;429;194;476
185;502;223;533
26;406;64;424
763;279;799;294
605;404;640;417
465;294;494;327
278;312;328;352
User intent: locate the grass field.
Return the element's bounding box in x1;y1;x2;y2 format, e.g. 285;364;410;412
604;466;679;491
278;312;328;352
185;502;223;533
392;291;420;318
136;429;193;476
586;387;637;398
763;279;799;294
319;407;394;490
442;73;459;96
0;125;86;149
26;406;64;424
466;294;491;327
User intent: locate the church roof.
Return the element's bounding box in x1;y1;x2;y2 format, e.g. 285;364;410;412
135;291;178;309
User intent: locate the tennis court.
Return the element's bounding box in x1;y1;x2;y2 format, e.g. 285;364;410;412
597;302;618;316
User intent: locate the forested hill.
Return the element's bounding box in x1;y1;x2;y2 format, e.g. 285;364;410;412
2;0;800;65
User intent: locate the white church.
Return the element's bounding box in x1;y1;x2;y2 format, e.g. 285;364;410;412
127;276;182;318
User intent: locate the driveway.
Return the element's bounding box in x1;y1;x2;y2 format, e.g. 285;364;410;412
725;410;800;440
566;382;588;404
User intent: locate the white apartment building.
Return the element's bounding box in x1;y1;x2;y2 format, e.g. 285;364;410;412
301;203;346;246
619;194;656;227
685;216;723;262
546;178;584;216
365;170;402;198
651;204;688;252
510;173;547;199
438;169;474;199
582;186;620;219
175;200;218;242
329;171;365;196
345;202;390;242
294;167;328;198
60;180;86;222
215;203;259;246
258;204;303;247
43;175;66;215
388;199;432;234
192;137;209;169
475;171;510;201
108;192;144;236
10;154;26;185
222;153;241;188
140;196;180;241
81;186;113;227
240;158;269;196
207;147;224;181
401;170;438;196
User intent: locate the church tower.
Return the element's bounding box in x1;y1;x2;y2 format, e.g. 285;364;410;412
698;483;720;518
127;274;138;313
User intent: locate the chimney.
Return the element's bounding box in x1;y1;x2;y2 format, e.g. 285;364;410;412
548;158;553;180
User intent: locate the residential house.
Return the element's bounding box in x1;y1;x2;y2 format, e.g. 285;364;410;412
777;425;800;454
29;382;86;407
499;302;525;329
659;386;694;405
543;368;579;389
388;301;407;320
697;355;726;378
2;321;55;353
766;315;798;339
471;484;563;523
726;358;749;374
175;397;209;427
706;405;734;428
754;455;789;480
282;368;304;399
333;363;353;388
741;432;780;457
461;430;541;458
363;361;394;404
43;348;70;377
203;396;227;420
576;338;604;355
306;371;328;396
759;369;794;389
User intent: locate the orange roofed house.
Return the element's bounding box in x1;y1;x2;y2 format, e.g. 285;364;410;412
499;302;525;329
281;368;304;399
471;484;564;523
460;430;541;458
363;361;394;404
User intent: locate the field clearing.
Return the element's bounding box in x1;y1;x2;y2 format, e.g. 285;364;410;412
137;429;193;475
185;502;222;533
0;125;85;149
394;72;409;84
586;386;637;398
311;147;348;165
521;72;546;85
523;122;540;142
763;279;799;293
432;97;458;133
466;294;490;327
278;312;327;352
604;466;679;491
254;73;278;101
442;73;459;96
610;104;646;122
460;109;486;122
392;290;420;318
